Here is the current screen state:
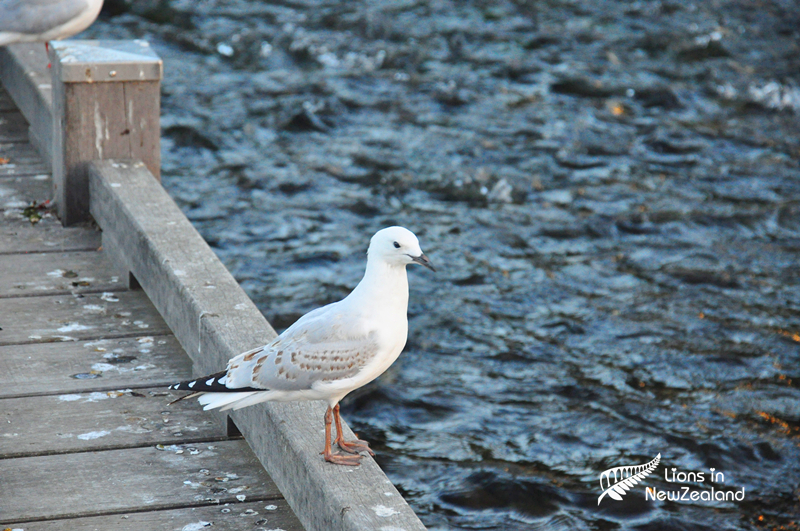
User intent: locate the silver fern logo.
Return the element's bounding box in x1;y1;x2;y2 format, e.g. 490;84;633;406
598;453;661;505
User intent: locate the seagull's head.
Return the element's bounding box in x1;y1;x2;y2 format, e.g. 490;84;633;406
369;226;435;272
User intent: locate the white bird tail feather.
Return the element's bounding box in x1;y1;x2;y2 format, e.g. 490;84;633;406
199;391;259;411
223;391;280;410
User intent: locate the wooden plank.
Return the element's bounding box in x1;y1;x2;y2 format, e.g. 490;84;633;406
0;160;51;177
0;250;120;298
90;160;427;531
0;291;172;346
0;215;101;254
0;44;53;165
0;111;29;142
0;174;51;210
0;440;284;523
0;142;50;177
0;386;225;458
0;335;191;398
15;501;304;531
0;86;16;112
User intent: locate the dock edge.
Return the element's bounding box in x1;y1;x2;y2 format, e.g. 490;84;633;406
89;159;427;531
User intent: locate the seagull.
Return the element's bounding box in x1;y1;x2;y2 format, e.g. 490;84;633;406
169;226;435;465
0;0;104;47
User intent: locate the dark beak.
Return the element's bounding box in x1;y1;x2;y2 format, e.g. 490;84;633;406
411;253;436;272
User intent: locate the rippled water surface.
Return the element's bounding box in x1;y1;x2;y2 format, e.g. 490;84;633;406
86;1;800;528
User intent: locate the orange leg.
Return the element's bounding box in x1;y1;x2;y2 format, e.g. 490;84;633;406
333;404;375;456
323;406;362;465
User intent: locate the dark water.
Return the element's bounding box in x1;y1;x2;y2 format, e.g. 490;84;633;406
85;1;800;529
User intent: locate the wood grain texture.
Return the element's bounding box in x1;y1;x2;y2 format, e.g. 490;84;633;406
89;161;277;375
0;142;50;177
14;501;303;531
0;440;284;524
51;45;161;225
0;250;120;298
236;400;425;530
90;160;427;531
0;290;172;346
0;77;301;528
0;386;225;458
0;111;29;142
0;174;51;210
122;80;161;179
0;215;101;254
0;44;53;164
0;335;191;398
53;81;122;224
0;86;15;112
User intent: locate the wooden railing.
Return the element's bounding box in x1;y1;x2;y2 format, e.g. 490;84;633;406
0;41;426;531
0;44;53;164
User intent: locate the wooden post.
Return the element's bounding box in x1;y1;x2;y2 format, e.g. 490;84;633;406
49;40;162;226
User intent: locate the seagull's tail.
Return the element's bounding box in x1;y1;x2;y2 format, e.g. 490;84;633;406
198;391;261;411
168;370;263;408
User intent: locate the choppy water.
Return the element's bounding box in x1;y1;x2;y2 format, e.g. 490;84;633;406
86;1;800;528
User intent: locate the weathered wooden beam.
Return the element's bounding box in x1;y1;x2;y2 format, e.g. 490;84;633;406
89;159;428;531
0;336;191;398
0;143;51;177
0;440;282;523
49;41;162;226
0;290;172;346
0;386;224;458
0;214;100;254
0;44;53;163
0;110;31;141
12;501;303;531
0;174;51;210
0;250;119;297
0;85;16;110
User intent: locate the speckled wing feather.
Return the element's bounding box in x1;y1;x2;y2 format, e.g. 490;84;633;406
224;302;381;391
0;0;89;34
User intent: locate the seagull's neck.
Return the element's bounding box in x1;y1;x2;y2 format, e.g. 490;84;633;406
348;258;409;312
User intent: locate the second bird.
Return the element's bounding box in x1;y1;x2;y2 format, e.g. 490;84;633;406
0;0;104;46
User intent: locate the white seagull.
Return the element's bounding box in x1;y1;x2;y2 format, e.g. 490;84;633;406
170;226;435;465
0;0;104;46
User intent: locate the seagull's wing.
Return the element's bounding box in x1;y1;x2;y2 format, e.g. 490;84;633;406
0;0;90;35
224;302;380;392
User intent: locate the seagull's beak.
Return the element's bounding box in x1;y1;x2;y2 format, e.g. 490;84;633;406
411;253;436;272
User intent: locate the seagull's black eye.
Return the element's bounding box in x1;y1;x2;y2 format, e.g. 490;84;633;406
393;241;401;249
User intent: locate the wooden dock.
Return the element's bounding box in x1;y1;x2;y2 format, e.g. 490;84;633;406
0;42;426;530
0;86;303;530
